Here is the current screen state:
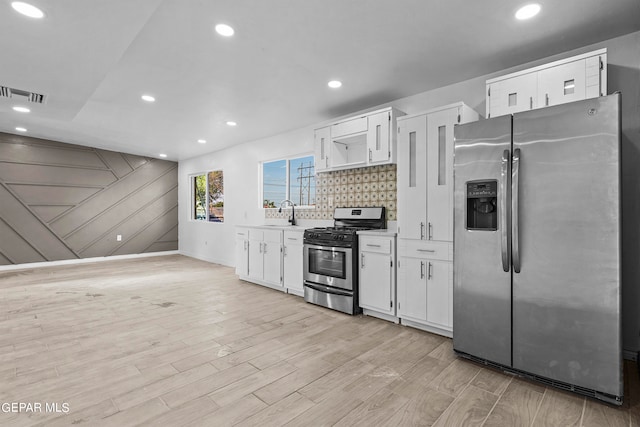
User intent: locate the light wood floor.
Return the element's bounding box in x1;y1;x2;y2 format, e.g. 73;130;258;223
0;255;638;426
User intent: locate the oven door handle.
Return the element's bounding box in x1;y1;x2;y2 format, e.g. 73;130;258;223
304;281;353;297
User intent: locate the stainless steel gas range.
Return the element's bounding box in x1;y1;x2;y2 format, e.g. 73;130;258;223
303;207;386;315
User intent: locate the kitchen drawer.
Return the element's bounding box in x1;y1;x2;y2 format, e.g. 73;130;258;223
236;227;249;239
359;236;392;254
284;230;304;245
399;239;452;261
331;116;368;138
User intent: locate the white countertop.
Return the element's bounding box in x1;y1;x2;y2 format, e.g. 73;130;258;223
356;229;397;237
237;224;309;231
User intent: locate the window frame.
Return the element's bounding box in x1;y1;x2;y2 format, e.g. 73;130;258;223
260;153;315;209
190;170;224;223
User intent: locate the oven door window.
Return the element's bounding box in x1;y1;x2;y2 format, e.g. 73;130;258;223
308;248;346;279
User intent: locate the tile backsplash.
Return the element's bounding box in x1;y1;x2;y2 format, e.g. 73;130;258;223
265;164;397;221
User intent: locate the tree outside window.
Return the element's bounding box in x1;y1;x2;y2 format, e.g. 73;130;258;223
193;174;206;220
208;170;224;222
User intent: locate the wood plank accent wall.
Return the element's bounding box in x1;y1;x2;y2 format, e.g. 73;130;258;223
0;132;178;265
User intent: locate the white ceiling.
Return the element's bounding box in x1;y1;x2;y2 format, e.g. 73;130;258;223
1;0;639;161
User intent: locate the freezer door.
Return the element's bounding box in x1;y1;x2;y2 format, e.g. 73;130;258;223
453;115;512;367
512;94;622;398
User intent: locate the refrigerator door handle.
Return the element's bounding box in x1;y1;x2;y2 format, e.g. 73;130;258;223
512;148;521;273
501;150;510;272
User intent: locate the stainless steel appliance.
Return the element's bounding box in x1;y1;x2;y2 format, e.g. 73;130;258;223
303;207;386;314
453;94;622;405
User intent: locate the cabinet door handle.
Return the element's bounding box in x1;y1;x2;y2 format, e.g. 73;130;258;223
428;262;433;280
545;93;549;106
287;237;298;241
420;261;425;279
420;222;425;240
369;149;372;162
366;244;381;248
417;249;435;253
283;245;287;256
428;222;433;240
529;97;533;110
361;253;365;268
258;242;262;253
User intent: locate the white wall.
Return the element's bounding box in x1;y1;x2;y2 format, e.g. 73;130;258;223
179;31;640;352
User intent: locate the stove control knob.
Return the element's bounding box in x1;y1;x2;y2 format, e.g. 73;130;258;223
339;235;345;240
332;235;339;240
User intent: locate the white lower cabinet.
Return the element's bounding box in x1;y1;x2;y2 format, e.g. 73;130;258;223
397;240;453;337
358;233;397;322
237;226;307;294
235;227;249;276
246;228;283;290
283;230;304;296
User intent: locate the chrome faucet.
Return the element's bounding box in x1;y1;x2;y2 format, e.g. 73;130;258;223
278;200;296;226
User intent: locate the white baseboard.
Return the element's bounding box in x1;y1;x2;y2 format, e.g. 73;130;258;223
0;251;180;272
178;250;233;268
401;318;453;338
363;309;399;324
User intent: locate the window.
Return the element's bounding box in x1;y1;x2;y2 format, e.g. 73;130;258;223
192;170;224;222
262;155;315;208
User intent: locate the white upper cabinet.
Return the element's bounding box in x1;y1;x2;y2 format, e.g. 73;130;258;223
486;48;607;118
487;72;538;117
314;107;405;172
426;107;459;242
367;110;392;164
537;59;587;108
397;102;479;242
314;126;331;172
397;114;427;240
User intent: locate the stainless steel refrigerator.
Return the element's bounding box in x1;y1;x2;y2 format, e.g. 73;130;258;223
453;94;622;405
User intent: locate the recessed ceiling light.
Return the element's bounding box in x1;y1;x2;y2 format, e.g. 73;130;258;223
328;80;342;89
11;2;44;18
197;139;207;144
159;154;168;158
215;24;234;37
15;127;27;132
226;121;237;127
13;106;30;113
515;3;541;20
141;94;155;102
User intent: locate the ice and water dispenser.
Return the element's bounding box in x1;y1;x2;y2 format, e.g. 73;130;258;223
466;181;497;230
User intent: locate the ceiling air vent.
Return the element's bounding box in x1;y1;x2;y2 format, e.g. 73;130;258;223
0;86;47;104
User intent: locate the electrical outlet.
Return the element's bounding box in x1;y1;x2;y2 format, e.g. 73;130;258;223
116;234;122;242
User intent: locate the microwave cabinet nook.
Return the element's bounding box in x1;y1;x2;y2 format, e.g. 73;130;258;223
314;107;405;172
